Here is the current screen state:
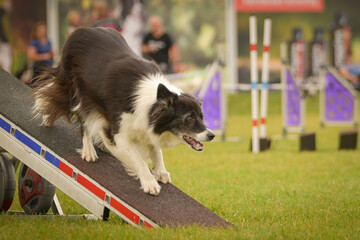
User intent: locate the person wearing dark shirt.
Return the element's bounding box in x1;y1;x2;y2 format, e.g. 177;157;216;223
27;22;54;85
142;15;179;74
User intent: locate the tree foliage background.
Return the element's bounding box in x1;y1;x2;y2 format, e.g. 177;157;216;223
145;0;226;68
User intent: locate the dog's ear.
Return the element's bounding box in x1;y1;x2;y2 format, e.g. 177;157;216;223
157;83;178;106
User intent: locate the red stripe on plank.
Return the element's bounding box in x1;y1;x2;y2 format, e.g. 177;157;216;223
250;44;257;51
144;221;155;229
260;118;266;125
110;197;140;225
77;174;105;200
59;161;73;178
263;45;270;52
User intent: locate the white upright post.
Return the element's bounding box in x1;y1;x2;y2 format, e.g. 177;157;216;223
46;0;59;61
281;40;288;136
249;15;259;153
226;0;238;92
260;18;272;139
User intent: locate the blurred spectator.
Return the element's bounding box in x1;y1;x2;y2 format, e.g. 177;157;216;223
119;0;145;57
142;15;179;74
67;10;81;36
0;1;11;72
339;52;360;90
89;1;121;31
27;22;54;85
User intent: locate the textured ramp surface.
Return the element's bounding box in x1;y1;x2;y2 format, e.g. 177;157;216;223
0;68;81;155
63;155;231;227
0;68;231;227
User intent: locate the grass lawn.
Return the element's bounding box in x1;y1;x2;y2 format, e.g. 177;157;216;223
1;92;359;239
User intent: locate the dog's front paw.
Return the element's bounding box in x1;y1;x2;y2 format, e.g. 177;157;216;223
153;171;171;184
79;146;98;162
141;178;161;196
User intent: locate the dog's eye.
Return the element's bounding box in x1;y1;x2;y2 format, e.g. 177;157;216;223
186;116;193;122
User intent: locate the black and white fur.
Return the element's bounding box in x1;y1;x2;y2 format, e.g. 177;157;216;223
33;27;214;195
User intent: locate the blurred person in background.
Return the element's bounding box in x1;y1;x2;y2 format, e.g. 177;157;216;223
67;10;81;36
0;0;11;73
339;51;360;90
27;21;54;86
142;15;179;74
118;0;145;57
88;1;121;31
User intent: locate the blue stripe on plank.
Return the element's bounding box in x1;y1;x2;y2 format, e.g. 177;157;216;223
14;130;42;155
0;117;11;133
45;151;60;168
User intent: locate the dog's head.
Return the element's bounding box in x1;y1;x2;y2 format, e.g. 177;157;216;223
149;83;215;151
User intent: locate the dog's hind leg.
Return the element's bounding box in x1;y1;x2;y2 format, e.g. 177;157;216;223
80;130;98;162
102;135;161;195
149;147;171;184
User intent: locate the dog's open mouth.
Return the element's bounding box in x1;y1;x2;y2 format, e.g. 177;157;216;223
183;135;203;151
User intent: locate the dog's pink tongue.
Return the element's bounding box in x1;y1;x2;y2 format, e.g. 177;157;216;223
184;135;203;151
193;140;203;151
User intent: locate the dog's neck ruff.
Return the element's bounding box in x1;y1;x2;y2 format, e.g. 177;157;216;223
132;74;181;125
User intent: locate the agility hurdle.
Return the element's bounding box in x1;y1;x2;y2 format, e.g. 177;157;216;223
249;15;260;153
259;18;272;141
281;37;358;149
281;63;305;136
320;66;359;150
249;15;272;152
0;68;231;228
167;61;227;139
320;66;359;128
280;39;305;136
196;61;227;139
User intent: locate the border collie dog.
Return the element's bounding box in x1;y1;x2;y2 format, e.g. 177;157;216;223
33;27;215;195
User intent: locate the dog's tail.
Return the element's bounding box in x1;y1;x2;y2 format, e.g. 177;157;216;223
32;65;74;126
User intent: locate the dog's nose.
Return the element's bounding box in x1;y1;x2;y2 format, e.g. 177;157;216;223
207;132;215;141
